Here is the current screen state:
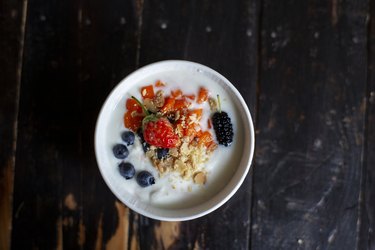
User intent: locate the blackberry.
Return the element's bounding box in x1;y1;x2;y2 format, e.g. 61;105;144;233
212;111;234;146
211;95;233;147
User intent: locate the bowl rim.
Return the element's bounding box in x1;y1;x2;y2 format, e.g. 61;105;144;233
95;60;255;221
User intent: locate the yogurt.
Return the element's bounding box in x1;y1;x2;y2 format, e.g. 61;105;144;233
100;68;245;209
96;64;245;209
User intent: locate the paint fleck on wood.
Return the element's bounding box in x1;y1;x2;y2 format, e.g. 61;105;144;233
78;219;86;246
94;214;103;250
154;221;180;249
106;202;130;250
64;193;78;211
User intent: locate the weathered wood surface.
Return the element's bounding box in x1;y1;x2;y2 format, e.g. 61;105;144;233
252;0;369;249
10;0;258;249
359;0;375;249
10;0;140;249
0;0;26;249
1;0;375;249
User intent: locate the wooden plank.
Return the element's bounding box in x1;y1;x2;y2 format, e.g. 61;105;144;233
135;0;259;249
0;0;26;249
77;0;141;249
10;0;83;248
11;0;141;249
359;0;375;248
251;0;368;249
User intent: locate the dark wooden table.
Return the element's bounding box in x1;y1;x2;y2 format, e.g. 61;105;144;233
1;0;374;249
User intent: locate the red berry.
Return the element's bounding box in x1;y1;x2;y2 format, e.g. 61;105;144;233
143;118;180;148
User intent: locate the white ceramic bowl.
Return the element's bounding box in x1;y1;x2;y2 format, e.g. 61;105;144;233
95;60;255;221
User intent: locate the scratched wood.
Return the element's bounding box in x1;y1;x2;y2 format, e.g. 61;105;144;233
252;0;368;249
7;0;375;249
0;1;25;249
10;0;82;248
359;0;375;248
78;0;141;248
136;0;258;249
10;0;140;249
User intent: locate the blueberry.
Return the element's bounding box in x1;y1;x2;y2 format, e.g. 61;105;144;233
136;129;150;152
113;144;129;159
119;162;135;179
157;148;169;160
136;127;143;136
142;142;150;153
136;171;155;187
121;131;135;146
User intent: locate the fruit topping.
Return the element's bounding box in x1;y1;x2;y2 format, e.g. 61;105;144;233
136;128;150;152
141;85;155;99
136;171;155;187
113;144;129;159
143;117;180;148
119;162;136;179
212;95;234;147
124;110;144;132
157;148;169;160
121;131;135;146
132;96;180;148
197;87;209;104
122;82;224;183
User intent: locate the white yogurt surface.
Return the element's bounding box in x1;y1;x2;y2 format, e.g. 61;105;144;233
96;63;248;212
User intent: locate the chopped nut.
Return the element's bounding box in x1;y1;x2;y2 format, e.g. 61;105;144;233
134;84;219;184
181;170;189;179
144;98;158;113
193;172;206;185
145;150;154;158
153;90;165;107
163;157;174;169
174;159;185;171
169;148;178;157
180;142;189;153
209;98;217;111
175;111;180;121
158;165;166;173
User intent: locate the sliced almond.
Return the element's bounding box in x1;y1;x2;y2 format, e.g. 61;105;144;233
193;172;206;185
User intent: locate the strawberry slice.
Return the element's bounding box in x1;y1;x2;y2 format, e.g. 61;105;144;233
132;96;180;148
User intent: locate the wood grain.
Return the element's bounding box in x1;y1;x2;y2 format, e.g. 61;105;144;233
359;0;375;248
11;0;82;248
10;0;140;248
252;0;368;249
9;0;259;248
77;0;141;249
0;0;26;249
5;0;374;249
